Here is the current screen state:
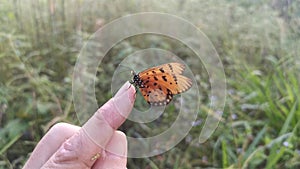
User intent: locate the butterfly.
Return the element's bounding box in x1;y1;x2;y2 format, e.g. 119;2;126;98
130;62;192;106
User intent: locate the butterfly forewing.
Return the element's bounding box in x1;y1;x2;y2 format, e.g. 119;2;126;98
139;62;185;77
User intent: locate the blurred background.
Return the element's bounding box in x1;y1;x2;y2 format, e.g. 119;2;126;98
0;0;299;168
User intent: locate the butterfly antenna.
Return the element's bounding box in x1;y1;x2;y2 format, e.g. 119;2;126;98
116;64;137;93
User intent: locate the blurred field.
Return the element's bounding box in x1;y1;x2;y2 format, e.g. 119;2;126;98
0;0;300;168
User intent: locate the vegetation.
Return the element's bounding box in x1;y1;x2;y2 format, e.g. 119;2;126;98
0;0;299;168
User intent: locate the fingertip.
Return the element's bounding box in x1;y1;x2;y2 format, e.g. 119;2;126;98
115;81;136;104
127;83;136;104
81;82;135;149
115;82;136;102
101;82;135;129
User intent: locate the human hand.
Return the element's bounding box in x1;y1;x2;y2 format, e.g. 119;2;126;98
23;82;136;169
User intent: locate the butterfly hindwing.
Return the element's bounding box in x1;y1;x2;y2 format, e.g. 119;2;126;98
139;85;173;106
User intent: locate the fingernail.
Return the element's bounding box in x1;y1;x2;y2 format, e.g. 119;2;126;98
113;89;135;120
114;81;136;104
115;82;131;98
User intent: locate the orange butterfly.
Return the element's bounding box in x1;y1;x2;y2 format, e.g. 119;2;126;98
130;62;192;106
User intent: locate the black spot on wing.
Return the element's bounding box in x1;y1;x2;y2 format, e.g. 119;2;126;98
166;93;173;104
162;75;167;82
172;75;177;82
168;63;173;72
167;88;171;93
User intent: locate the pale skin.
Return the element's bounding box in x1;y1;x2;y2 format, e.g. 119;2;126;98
23;82;136;169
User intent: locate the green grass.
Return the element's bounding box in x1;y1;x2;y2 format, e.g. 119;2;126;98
0;0;300;168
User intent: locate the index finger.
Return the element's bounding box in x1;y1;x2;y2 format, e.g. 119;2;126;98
40;82;135;169
82;81;135;153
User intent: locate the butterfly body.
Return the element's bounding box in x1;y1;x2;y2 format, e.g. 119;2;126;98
131;62;192;106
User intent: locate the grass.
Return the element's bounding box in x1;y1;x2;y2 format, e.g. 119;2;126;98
0;0;300;168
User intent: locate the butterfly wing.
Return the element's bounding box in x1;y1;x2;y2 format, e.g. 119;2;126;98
139;84;173;106
139;62;186;76
137;62;192;105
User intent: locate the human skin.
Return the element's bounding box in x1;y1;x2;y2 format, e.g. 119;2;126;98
23;82;136;169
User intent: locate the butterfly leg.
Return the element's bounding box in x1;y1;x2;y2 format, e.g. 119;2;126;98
129;79;134;84
126;82;138;95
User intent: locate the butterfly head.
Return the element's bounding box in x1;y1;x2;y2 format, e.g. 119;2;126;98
130;70;143;87
130;70;137;84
